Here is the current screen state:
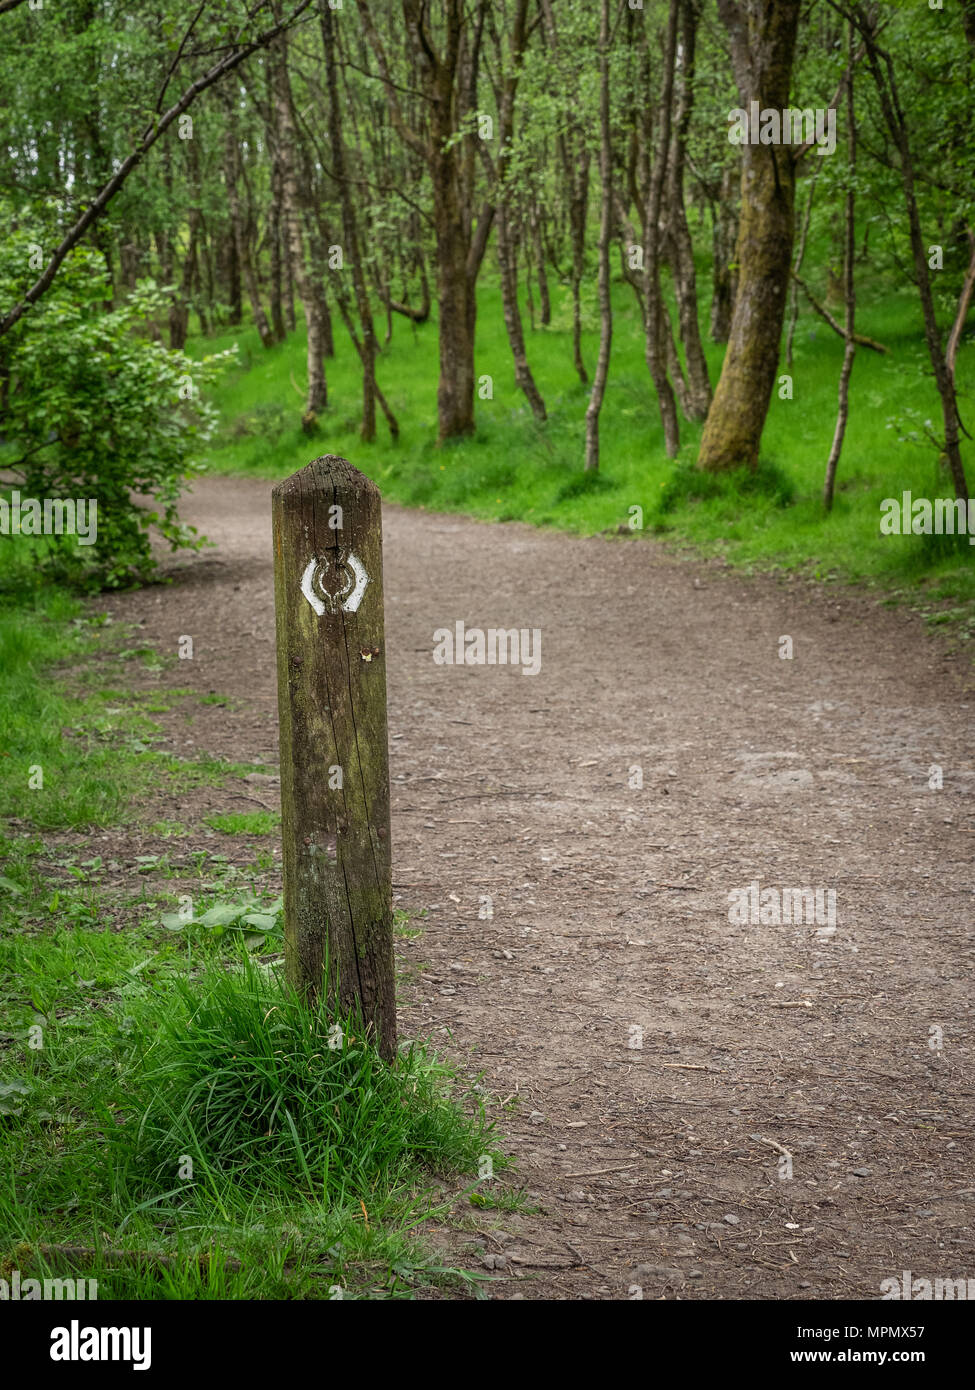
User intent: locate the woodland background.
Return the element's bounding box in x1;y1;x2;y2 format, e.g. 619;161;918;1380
1;0;974;1303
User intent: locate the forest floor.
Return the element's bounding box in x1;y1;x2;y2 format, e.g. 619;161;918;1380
94;473;975;1301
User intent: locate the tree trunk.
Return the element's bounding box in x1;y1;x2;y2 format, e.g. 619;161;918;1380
223;217;242;326
946;229;975;391
192;220;210;337
584;0;612;471
497;205;546;420
569;147;590;385
432;172;477;440
786;166;817;367
539;0;589;383
709;164;739;343
495;0;546;422
321;0;380;440
523;224;535;331
665;0;712;420
153;225;173;343
272;33;327;419
171;137;207;348
824;28;856;511
530;202;551;326
269;164;287;342
697;0;801;471
853;1;967;500
358;0;493;443
224;125;274;350
284;242;296;333
643;0;681;458
168;210;198;351
119;240;140;295
318;258;334;359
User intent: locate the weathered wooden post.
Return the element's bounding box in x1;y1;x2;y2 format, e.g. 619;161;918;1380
272;456;396;1061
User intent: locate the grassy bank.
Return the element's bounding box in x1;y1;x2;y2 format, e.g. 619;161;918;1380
190;261;974;633
1;923;499;1298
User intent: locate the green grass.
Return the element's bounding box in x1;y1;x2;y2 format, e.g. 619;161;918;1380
0;562;514;1298
0;837;509;1299
149;819;190;837
0;566;151;829
189;251;975;628
0;547;288;832
204;811;281;836
0;535;508;1299
0;950;504;1298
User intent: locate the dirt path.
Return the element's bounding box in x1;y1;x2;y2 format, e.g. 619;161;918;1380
101;475;975;1301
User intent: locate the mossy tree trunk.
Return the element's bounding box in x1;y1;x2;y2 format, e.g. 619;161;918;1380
697;0;801;471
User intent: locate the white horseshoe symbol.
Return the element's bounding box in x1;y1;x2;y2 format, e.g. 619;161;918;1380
301;551;369;616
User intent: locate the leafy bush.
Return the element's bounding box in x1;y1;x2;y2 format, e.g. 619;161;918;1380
0;210;236;589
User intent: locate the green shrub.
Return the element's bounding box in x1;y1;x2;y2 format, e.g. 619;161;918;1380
0;209;235;589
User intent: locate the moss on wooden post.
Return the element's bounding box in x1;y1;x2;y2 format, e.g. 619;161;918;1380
272;455;396;1061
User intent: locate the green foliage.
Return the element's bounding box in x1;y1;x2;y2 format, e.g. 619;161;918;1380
111;953;496;1200
0;875;502;1295
160;892;284;951
655;458;796;517
0;211;235;589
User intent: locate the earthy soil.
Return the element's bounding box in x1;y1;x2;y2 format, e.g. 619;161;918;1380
96;475;975;1301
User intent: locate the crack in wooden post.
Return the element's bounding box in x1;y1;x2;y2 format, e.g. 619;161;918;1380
272;455;396;1061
